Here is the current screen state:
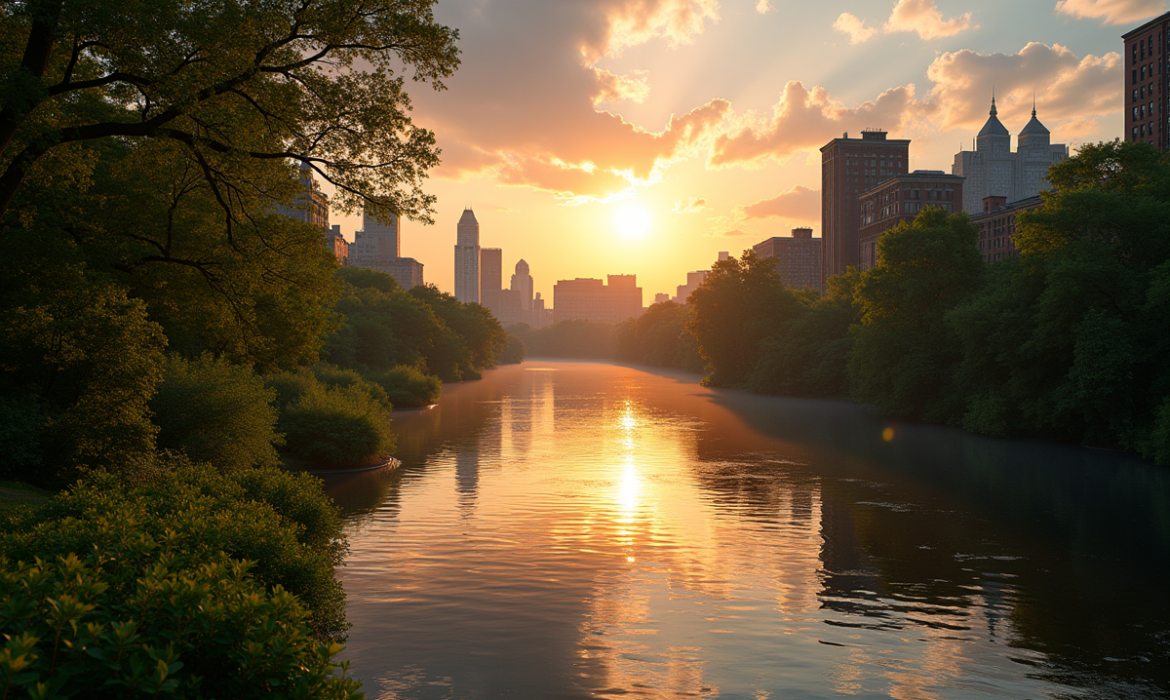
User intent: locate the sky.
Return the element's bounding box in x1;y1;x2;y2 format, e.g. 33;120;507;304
332;0;1145;302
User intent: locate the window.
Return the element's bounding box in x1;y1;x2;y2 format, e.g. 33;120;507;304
1143;105;1147;118
1142;124;1147;136
1142;86;1146;98
1135;69;1139;84
1142;65;1147;80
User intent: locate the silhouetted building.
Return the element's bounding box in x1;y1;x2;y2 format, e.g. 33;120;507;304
533;293;551;328
952;97;1067;214
454;208;480;303
511;259;533;312
654;293;670;304
1124;16;1170;147
275;163;330;229
821;129;910;288
553;275;643;324
480;248;502;312
969;195;1042;263
326;224;348;264
673;270;707;304
718;251;730;261
753;228;823;290
349;207;424;289
856;171;964;270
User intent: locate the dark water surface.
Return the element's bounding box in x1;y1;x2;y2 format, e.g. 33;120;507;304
324;361;1170;700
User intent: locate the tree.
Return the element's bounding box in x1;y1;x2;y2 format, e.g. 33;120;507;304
0;0;460;221
850;207;983;421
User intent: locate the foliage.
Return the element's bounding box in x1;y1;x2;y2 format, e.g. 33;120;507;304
2;464;350;640
686;252;803;388
498;333;528;365
363;365;443;408
276;382;394;469
615;302;703;372
512;320;619;359
151;354;282;472
409;285;507;380
311;363;392;410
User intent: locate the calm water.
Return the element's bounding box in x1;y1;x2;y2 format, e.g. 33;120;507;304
323;361;1170;700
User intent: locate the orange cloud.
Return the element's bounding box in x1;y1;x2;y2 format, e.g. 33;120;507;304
833;13;878;43
673;196;708;213
592;68;651;105
833;0;973;43
1055;0;1166;25
709;81;920;167
740;185;820;221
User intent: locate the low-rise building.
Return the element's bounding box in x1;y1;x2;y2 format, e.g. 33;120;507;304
326;225;348;265
753;228;823;291
857;171;964;271
969;195;1042;263
553;275;643;324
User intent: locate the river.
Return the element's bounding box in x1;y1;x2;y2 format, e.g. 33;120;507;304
322;360;1170;700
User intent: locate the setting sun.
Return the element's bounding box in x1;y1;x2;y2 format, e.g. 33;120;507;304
614;204;651;240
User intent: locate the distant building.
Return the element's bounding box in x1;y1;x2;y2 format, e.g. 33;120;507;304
654;293;671;304
752;228;823;290
1123;16;1170;148
952;97;1067;214
326;224;348;265
480;248;502;311
718;251;730;262
554;275;643;324
454;208;480;303
511;259;534;312
349;206;424;289
494;259;536;327
856;171;964;270
821;129;910;288
969;195;1042;263
533;293;551;328
673;270;707;305
275;163;330;229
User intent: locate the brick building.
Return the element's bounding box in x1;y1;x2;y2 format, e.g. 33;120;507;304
969;195;1042;263
856;171;964;271
1124;14;1170;148
752;228;823;290
553;275;643;324
821;129;910;288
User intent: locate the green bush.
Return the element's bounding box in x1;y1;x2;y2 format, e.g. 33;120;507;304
363;365;442;408
0;552;362;699
498;333;527;365
278;385;394;469
2;465;349;639
312;363;392;410
151;354;282;471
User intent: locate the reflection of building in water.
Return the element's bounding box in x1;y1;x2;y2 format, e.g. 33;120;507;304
454;448;479;515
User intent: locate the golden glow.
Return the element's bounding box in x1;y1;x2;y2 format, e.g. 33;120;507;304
882;427;895;442
614;203;651;240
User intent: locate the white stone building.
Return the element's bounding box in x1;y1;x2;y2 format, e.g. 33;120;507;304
454;208;480;303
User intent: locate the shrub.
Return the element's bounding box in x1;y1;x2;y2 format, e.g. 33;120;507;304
0;551;362;699
151;354;282;471
498;334;527;365
312;363;392;409
363;365;442;408
278;385;394;469
2;465;349;639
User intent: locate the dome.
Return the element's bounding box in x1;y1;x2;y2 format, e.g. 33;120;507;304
977;97;1010;138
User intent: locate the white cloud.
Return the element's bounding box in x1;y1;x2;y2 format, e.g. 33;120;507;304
833;13;878;43
1055;0;1166;25
833;0;973;43
673;196;709;213
755;0;771;14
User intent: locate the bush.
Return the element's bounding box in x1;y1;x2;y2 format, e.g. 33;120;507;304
278;385;394;469
311;363;392;409
151;354;282;471
0;553;362;699
363;365;442;408
498;333;527;365
2;465;349;639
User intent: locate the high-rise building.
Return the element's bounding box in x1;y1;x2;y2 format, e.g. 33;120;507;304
480;248;503;312
753;228;823;290
821;129;910;288
856;171;964;270
454;208;480;303
952;98;1067;214
349;206;424;289
511;259;534;312
1123;16;1170;148
275;163;330;229
553;275;643;324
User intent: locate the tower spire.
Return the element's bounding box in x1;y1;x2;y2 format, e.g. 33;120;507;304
990;88;997;117
1032;90;1037;118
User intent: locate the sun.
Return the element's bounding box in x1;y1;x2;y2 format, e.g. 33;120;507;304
614;203;651;240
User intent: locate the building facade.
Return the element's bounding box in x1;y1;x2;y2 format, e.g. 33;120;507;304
326;224;348;264
673;270;708;305
821;130;910;288
480;247;503;312
454;208;481;303
969;195;1042;263
553;275;643;324
856;171;964;270
654;293;671;304
275;163;330;229
952;98;1067;214
752;228;824;289
1123;15;1170;148
349;206;424;289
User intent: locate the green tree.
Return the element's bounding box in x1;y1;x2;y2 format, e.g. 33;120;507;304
850;207;983;420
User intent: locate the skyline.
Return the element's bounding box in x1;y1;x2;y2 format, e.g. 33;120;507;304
331;0;1132;300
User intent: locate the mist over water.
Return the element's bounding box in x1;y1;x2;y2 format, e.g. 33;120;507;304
324;361;1170;700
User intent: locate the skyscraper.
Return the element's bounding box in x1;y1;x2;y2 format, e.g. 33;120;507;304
820;129;910;289
511;259;533;312
349;206;425;289
454;208;480;303
480;247;502;312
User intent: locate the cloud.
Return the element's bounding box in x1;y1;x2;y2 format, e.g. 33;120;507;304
833;13;878;43
755;0;771;13
926;42;1121;129
709;80;921;166
885;0;974;39
1055;0;1166;25
705;228;750;238
833;0;973;43
673;196;708;213
592;68;651;105
740;185;820;221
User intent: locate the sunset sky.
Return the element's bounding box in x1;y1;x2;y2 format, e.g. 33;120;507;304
334;0;1138;302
